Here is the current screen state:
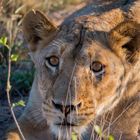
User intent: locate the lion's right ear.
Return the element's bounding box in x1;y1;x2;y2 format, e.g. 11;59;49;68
109;21;140;63
22;10;57;51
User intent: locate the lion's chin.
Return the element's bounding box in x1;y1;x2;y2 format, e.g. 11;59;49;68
49;123;87;140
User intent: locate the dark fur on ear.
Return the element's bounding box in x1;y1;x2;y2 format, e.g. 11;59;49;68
109;21;140;63
22;10;57;51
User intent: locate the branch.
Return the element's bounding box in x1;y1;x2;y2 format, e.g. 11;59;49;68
6;47;26;140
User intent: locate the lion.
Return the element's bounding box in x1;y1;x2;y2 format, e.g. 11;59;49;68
6;0;140;140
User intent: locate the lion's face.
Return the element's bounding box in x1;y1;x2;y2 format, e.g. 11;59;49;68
31;31;124;137
22;10;140;139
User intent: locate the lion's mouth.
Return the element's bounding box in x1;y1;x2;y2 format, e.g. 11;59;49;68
55;119;77;127
50;120;86;139
55;122;76;126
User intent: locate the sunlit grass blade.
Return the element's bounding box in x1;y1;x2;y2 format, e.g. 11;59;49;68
12;100;26;108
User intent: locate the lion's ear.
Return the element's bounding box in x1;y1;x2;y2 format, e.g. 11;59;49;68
22;10;57;51
109;21;140;63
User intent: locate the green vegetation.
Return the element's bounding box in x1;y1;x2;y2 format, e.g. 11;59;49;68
12;100;25;107
0;36;34;96
94;125;114;140
72;132;78;140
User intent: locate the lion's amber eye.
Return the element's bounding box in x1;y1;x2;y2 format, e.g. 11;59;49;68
46;56;59;67
91;61;103;72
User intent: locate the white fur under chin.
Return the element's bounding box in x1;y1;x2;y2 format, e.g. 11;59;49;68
49;124;87;140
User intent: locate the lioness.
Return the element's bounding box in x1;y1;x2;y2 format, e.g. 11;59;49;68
6;0;140;140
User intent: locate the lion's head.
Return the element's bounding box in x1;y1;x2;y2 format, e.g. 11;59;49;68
22;10;140;139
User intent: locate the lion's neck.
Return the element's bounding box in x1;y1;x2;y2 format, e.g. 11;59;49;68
122;62;140;99
123;79;140;100
20;75;47;129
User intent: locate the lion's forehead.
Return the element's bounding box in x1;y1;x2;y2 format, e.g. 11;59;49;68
41;32;108;56
37;38;118;71
36;18;123;69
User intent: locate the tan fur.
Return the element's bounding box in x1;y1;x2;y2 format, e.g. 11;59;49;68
6;0;140;140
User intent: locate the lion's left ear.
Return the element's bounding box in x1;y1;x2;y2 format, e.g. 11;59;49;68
22;10;57;52
109;21;140;63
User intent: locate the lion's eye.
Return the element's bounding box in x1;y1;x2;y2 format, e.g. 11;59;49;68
46;56;59;67
91;61;104;73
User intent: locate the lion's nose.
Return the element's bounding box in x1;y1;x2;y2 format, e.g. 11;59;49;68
52;100;82;116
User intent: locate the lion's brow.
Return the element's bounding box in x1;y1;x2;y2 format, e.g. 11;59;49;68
48;39;66;48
